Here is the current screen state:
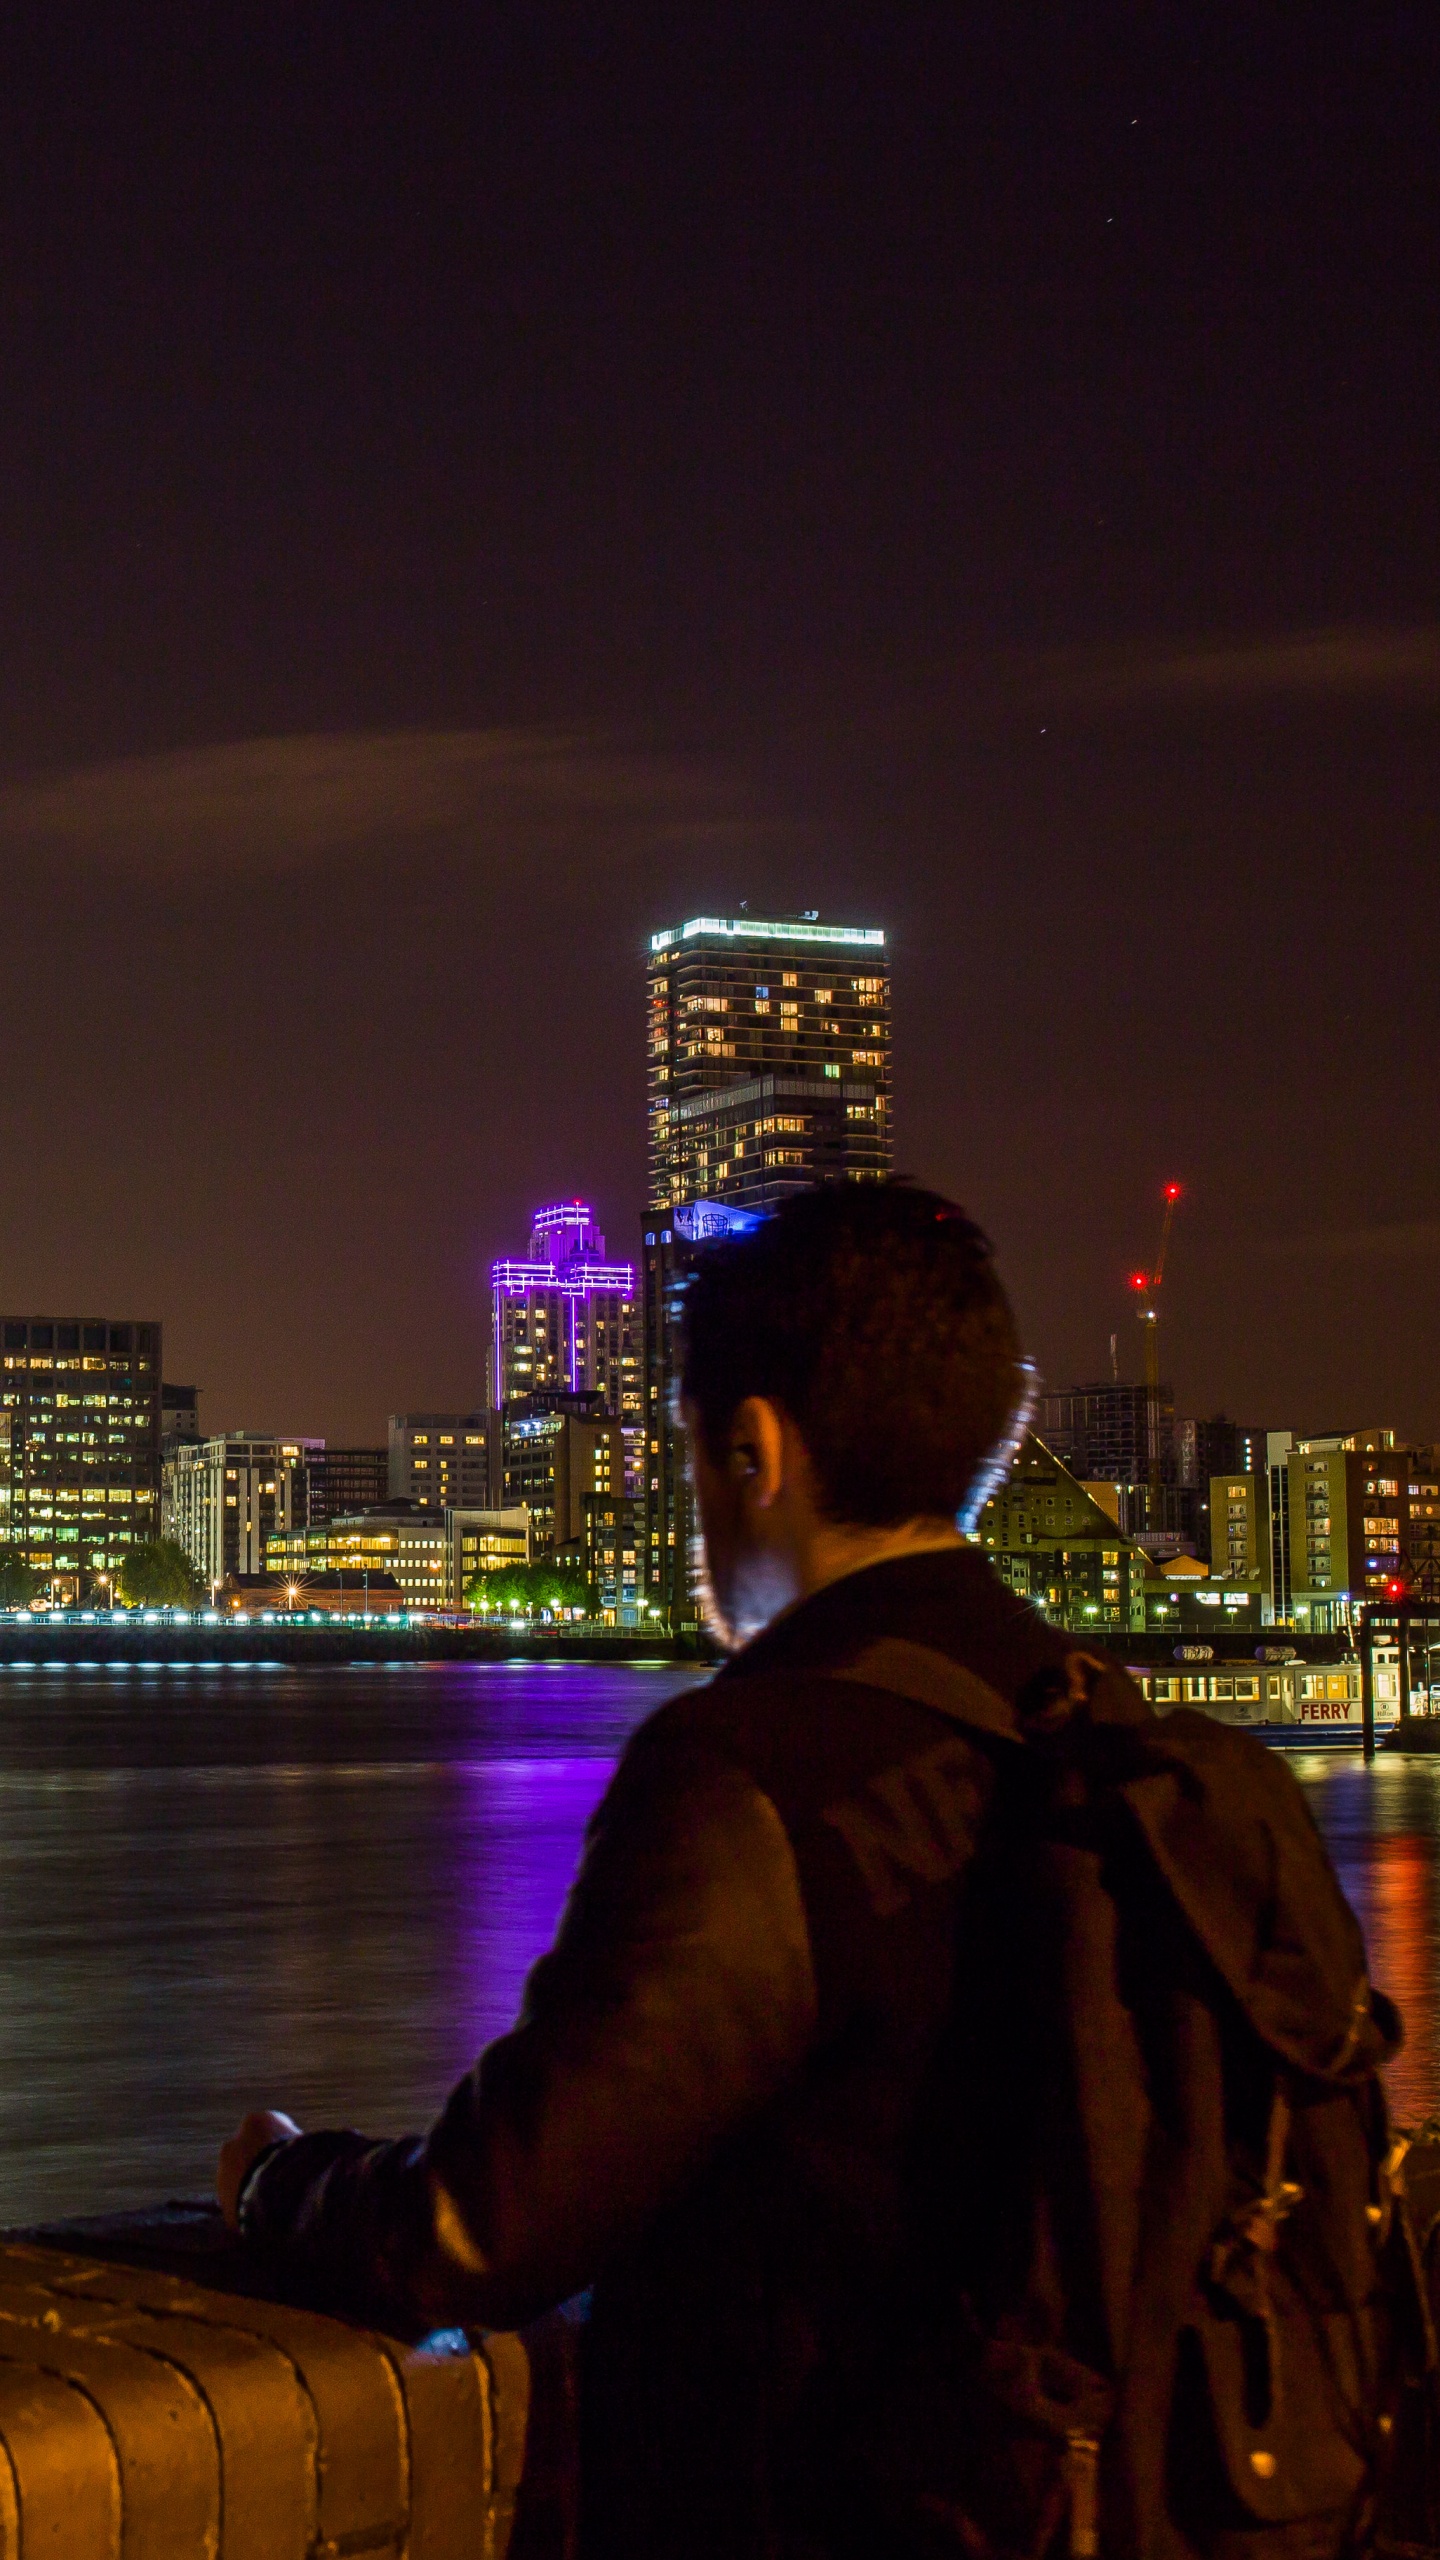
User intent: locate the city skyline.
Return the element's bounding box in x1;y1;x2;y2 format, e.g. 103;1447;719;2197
0;11;1433;1447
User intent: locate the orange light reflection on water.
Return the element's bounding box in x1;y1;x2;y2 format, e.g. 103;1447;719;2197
1297;1752;1440;2128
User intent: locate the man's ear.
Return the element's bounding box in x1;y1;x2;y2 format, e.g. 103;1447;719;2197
728;1397;788;1511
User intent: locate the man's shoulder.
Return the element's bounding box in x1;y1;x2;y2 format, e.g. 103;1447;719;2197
613;1640;1003;1826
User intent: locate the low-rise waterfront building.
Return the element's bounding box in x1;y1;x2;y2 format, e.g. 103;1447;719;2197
1207;1433;1440;1634
220;1569;406;1618
267;1502;448;1612
0;1318;163;1605
449;1507;531;1606
975;1436;1145;1634
1140;1571;1266;1638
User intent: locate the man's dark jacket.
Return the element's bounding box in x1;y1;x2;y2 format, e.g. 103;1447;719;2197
242;1549;1384;2559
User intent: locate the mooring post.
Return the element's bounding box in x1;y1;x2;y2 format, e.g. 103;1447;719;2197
1360;1609;1375;1763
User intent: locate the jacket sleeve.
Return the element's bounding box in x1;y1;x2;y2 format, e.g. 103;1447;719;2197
241;1725;820;2333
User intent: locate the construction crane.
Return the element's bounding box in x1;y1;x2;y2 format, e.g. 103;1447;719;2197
1128;1183;1183;1493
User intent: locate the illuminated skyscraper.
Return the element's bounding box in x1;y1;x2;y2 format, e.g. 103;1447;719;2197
646;914;890;1216
643;913;892;1622
491;1202;641;1434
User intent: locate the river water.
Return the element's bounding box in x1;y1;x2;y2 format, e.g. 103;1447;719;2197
0;1662;1433;2225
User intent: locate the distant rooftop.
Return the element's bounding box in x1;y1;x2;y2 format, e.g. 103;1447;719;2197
649;914;885;955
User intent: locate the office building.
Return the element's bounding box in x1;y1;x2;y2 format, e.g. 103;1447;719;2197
164;1435;316;1590
305;1445;389;1524
976;1435;1145;1635
449;1508;531;1606
496;1392;626;1557
491;1202;641;1420
388;1414;489;1510
0;1317;163;1605
161;1383;200;1460
644;912;892;1625
267;1503;448;1612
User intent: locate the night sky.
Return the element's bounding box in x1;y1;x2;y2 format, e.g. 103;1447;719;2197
1;6;1436;1444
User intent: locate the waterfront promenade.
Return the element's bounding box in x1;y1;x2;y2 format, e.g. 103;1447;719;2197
0;1612;709;1667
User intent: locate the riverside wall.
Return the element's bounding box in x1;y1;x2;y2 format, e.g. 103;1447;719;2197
0;1619;712;1667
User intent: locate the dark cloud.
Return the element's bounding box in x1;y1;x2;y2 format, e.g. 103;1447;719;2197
0;728;759;877
1050;625;1440;708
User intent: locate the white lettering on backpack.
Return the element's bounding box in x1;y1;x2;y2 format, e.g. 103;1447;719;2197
822;1736;983;1918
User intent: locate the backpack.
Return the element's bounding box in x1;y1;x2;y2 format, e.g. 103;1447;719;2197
838;1636;1437;2560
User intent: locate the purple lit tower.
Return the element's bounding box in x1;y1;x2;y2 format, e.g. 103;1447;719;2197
490;1202;642;1486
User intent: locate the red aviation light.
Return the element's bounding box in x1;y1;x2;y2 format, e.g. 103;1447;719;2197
1164;1182;1182;1201
1128;1270;1150;1293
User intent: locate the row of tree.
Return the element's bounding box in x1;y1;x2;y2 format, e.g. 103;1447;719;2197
0;1544;603;1618
464;1564;596;1617
0;1540;199;1611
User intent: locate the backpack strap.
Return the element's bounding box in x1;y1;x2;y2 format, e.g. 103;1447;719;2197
830;1636;1020;1742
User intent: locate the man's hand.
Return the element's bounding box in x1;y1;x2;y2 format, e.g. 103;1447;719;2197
218;2109;302;2229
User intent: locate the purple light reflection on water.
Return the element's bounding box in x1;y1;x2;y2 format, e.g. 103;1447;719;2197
445;1749;636;2056
0;1658;708;2222
0;1677;1435;2225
